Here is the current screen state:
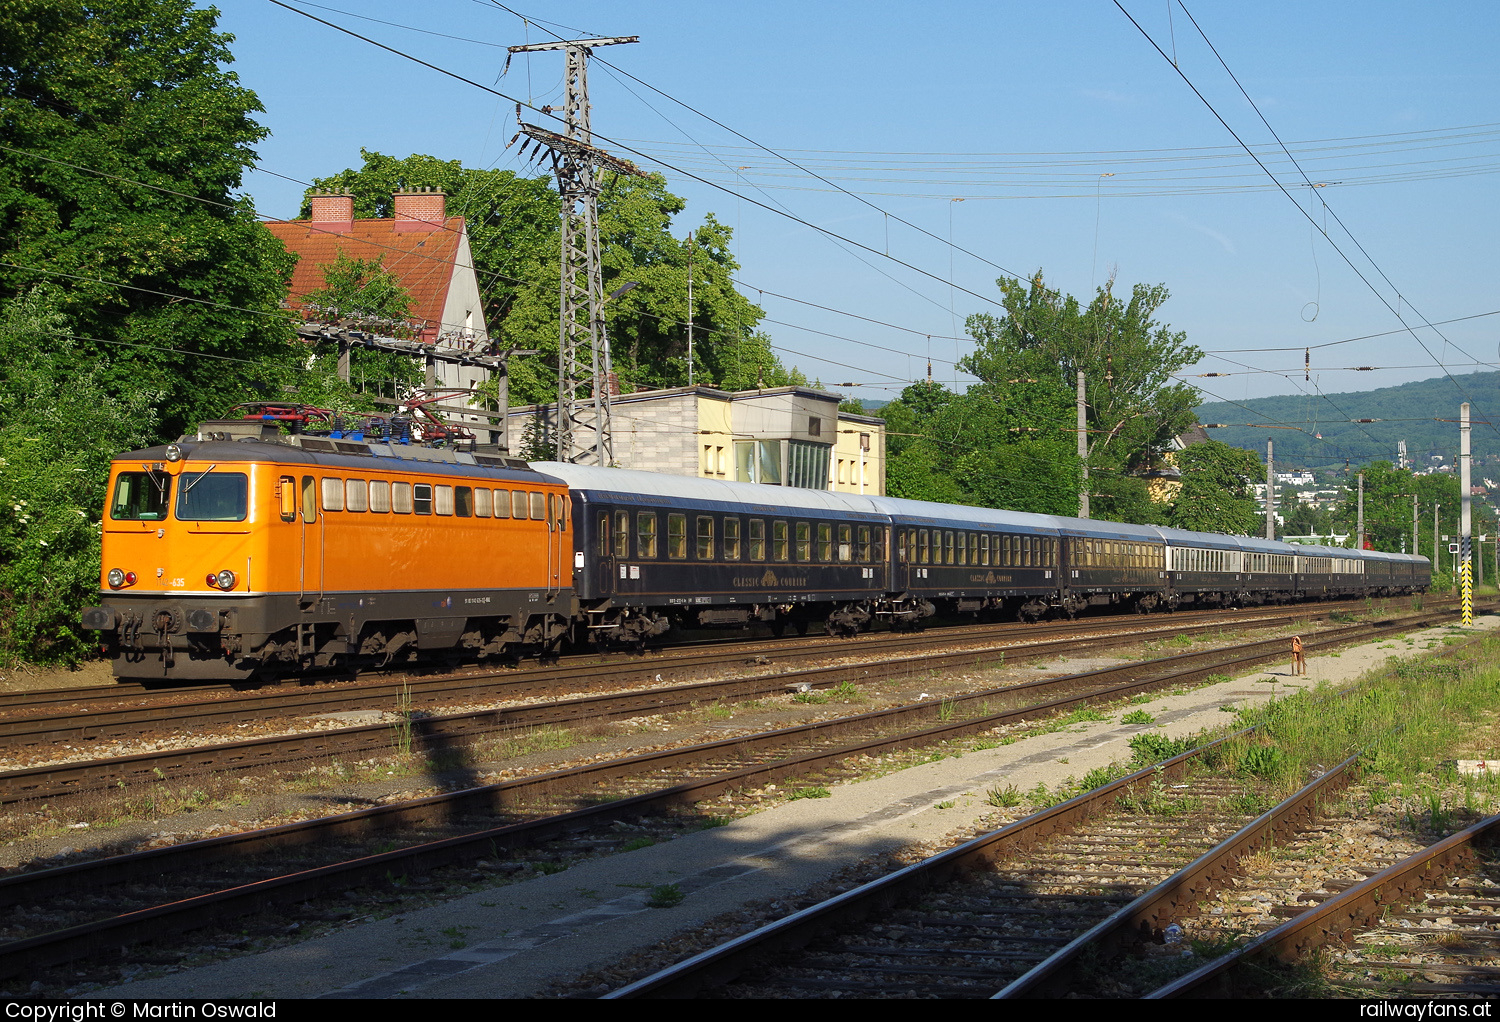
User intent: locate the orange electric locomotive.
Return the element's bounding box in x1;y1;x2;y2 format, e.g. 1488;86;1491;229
81;415;573;680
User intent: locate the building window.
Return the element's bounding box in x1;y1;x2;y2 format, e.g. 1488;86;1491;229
733;440;784;485
808;416;821;436
787;440;829;489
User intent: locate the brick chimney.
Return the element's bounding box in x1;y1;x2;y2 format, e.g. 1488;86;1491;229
308;190;353;233
392;187;445;232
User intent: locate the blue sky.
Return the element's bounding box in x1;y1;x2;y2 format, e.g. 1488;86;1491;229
213;1;1500;410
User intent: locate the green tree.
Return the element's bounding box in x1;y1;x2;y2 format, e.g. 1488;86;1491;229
0;0;298;438
1168;440;1265;535
963;272;1202;515
881;273;1200;520
1333;461;1463;555
0;289;160;665
302;153;781;403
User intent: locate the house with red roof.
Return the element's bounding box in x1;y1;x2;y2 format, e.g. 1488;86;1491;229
265;189;491;416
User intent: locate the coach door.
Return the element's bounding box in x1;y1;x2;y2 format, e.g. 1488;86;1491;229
546;493;567;596
596;508;615;596
298;474;324;604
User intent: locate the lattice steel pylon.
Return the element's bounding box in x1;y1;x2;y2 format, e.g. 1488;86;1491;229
506;35;642;465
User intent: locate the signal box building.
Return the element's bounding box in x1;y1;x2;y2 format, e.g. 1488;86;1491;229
507;385;887;495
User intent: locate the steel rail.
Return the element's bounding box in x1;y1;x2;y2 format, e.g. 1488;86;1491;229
1149;813;1500;998
0;607;1471;980
0;595;1438;717
0;604;1462;804
995;751;1361;997
607;623;1490;998
0;608;1325;749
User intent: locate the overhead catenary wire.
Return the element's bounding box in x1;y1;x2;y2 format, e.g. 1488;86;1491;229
1115;0;1500;437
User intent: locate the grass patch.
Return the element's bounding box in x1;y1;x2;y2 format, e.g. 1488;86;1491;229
787;786;832;800
646;884;684;908
1121;708;1156;725
621;836;655;851
792;691;827;705
985;784;1023;808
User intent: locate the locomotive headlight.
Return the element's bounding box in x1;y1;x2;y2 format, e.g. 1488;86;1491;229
108;568;125;588
165;443;183;463
215;569;237;590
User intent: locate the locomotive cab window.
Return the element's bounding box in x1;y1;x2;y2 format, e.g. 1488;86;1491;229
435;485;454;516
371;479;393;513
529;492;546;521
320;477;344;512
176;471;248;522
301;476;316;523
110;470;172;521
474;488;491;518
512;491;527;519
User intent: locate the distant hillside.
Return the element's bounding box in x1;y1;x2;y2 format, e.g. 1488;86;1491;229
1195;371;1500;469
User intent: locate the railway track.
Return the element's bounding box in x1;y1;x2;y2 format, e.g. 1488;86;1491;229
0;605;1475;985
1152;798;1500;997
0;601;1469;805
605;631;1494;999
0;595;1442;723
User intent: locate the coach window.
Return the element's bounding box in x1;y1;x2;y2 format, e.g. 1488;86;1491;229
838;524;852;562
474;488;491;518
392;481;413;514
414;484;433;515
637;513;658;558
529;492;545;521
345;479;369;513
696;517;715;560
724;517;742;561
455;487;474;518
614;511;630;556
816;523;832;562
918;529;930;565
978;534;990;566
942;531;953;565
434;485;455;516
370;480;391;514
667;513;688;559
954;532;966;566
749;519;766;561
896;529;908;563
597;513;610;556
857;525;871;563
321;477;344;512
796;522;812;562
773;520;789;562
875;527;887;564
